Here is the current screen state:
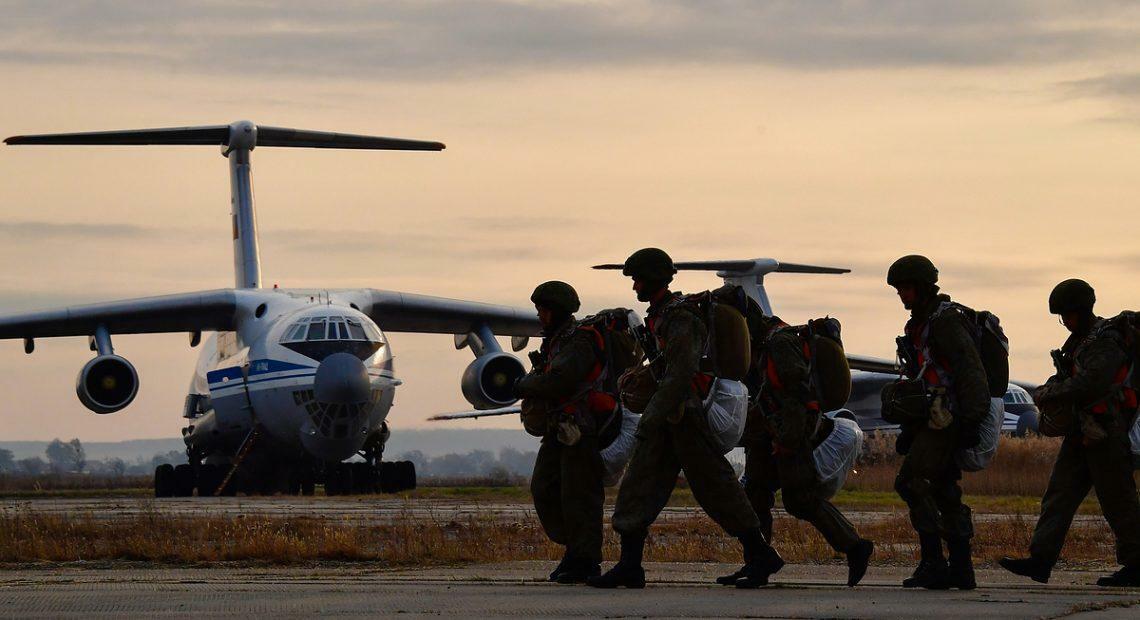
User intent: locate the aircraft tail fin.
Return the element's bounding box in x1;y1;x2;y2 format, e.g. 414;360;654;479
6;121;445;289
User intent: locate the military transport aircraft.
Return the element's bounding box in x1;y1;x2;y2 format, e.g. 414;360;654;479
431;259;1041;436
1;121;540;497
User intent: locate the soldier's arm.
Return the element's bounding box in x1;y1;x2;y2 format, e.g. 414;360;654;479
515;331;597;400
931;312;990;425
640;310;705;427
1038;336;1128;405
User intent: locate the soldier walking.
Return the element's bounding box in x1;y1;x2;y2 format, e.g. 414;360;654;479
729;306;874;587
588;248;783;589
515;281;610;583
1000;279;1140;587
887;255;989;590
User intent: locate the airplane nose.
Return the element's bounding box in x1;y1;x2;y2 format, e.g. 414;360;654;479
314;352;371;404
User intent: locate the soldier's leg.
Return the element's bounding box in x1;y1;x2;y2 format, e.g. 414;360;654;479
560;434;606;566
931;465;972;542
530;439;567;546
672;412;781;588
1086;433;1140;568
1028;437;1092;565
777;451;862;553
895;427;957;539
611;429;682;542
672;413;762;537
895;427;956;588
743;437;777;541
592;429;680;588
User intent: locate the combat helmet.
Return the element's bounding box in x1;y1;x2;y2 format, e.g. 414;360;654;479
530;280;581;314
622;248;677;282
1048;279;1095;315
887;255;939;287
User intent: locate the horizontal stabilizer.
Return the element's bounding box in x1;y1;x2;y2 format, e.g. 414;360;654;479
773;262;850;275
5;125;230;146
594;258;849;276
428;405;521;422
5;122;445;151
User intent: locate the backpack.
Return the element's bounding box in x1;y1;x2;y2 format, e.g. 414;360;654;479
661;292;752;381
577;308;645;395
782;318;852;412
904;301;1010;398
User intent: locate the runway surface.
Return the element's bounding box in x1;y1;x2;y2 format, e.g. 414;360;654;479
0;495;1104;526
1;562;1138;618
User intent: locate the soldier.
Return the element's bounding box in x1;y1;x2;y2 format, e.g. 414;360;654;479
726;307;874;587
887;255;988;590
514;281;609;584
1000;279;1140;587
588;248;783;589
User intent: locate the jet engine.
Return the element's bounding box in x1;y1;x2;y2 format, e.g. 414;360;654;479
76;355;139;414
461;352;525;410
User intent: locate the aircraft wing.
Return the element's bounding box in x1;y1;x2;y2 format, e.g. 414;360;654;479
846;354;900;375
361;290;540;337
428;405;521;421
0;290;238;340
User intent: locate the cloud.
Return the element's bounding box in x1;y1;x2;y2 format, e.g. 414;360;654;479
0;220;147;240
2;1;1138;80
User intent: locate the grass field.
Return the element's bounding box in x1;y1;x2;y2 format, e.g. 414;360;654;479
0;503;1122;568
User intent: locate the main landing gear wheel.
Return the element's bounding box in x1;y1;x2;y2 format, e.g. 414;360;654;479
173;464;195;497
154;463;175;498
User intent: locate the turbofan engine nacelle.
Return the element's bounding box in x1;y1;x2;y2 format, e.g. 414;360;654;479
461;352;525;410
76;354;139;414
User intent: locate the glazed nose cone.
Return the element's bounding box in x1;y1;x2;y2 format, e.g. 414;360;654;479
314;352;370;404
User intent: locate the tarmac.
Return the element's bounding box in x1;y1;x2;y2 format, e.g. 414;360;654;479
0;495;1104;527
2;561;1138;618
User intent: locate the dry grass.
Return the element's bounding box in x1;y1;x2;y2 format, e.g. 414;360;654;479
849;434;1069;497
0;503;1121;569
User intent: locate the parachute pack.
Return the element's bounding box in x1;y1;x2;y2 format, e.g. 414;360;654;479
935;302;1011;398
660;291;752;381
577;308;645;395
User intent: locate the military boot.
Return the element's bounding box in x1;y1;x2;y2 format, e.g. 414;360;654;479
1096;566;1140;588
947;539;976;590
556;558;602;584
903;534;950;589
715;566;747;586
846;539;875;587
998;556;1052;584
734;529;785;589
548;551;572;582
587;536;646;589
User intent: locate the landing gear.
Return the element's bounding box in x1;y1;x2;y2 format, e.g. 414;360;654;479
154;463;175;497
321;460;416;496
173;464;196;497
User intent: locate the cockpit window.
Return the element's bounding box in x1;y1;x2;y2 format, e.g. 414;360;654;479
281;315;382;344
306;320;327;341
347;320;367;340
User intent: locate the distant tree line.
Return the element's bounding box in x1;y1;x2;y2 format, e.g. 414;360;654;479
0;439;187;477
397;447;537;482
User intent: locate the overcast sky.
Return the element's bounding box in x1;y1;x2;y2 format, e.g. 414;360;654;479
1;1;1138;442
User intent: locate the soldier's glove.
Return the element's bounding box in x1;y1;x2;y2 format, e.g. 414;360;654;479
958;422;983;449
557;419;582;446
927;388;953;430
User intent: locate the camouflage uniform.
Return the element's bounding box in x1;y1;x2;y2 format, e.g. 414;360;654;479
1028;319;1140;568
517;318;606;565
895;293;989;544
611;293;764;541
745;322;862;553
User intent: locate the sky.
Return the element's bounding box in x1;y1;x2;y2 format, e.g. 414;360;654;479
1;1;1139;441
